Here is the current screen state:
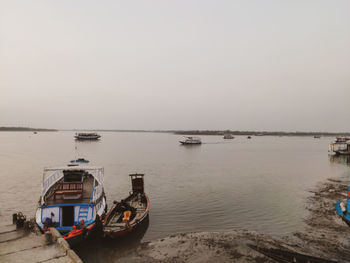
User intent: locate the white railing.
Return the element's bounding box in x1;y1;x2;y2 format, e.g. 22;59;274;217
42;170;63;204
92;185;103;203
330;143;348;152
93;168;104;186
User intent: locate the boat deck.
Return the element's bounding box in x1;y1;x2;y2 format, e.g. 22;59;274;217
106;194;147;226
45;176;94;205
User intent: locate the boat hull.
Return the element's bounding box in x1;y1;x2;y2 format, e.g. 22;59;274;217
335;151;350;156
104;213;149;239
179;141;202;145
335;201;350;226
74;136;101;141
103;195;150;239
63;222;100;247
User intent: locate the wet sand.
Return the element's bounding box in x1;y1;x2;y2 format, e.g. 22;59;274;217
113;178;350;263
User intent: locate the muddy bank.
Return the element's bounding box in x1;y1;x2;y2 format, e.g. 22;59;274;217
113;178;350;263
290;178;350;261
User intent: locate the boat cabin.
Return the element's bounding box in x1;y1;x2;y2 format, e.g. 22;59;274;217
130;173;145;194
36;166;106;232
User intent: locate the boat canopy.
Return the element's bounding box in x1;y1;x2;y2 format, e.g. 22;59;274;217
42;166;104;205
185;136;201;140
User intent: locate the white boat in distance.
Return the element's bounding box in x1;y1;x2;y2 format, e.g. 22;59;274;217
75;133;101;140
179;136;202;145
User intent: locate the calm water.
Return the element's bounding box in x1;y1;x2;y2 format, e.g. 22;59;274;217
0;132;349;242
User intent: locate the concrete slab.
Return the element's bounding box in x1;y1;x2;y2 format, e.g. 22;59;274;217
0;244;66;263
0;221;81;263
0;233;42;255
0;229;27;243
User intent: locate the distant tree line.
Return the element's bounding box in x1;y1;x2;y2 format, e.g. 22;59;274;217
172;130;350;136
0;127;57;131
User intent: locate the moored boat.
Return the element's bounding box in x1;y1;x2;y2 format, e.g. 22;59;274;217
329;137;350;155
35;164;107;246
75;133;101;141
103;174;149;238
335;186;350;226
70;158;89;164
179;136;202;145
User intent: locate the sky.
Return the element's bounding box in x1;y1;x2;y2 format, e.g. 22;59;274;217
1;0;349;131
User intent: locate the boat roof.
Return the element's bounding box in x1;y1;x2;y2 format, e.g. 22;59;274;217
44;165;103;171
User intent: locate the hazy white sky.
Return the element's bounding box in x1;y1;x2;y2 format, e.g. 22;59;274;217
1;1;349;131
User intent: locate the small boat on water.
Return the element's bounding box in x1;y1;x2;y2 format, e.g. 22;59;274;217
75;133;101;141
103;174;149;238
335;186;350;226
179;136;202;145
36;164;107;246
223;134;234;139
70;158;89;164
247;136;252;139
329;137;350;155
314;135;321;139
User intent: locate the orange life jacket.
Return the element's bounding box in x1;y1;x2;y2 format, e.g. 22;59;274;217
123;210;131;222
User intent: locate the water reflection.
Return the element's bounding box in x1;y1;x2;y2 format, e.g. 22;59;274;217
74;216;149;263
329;155;350;166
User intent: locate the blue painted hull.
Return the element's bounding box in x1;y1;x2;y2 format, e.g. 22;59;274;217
335;201;350;226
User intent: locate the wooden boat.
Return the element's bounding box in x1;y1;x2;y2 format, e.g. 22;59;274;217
103;174;149;238
35;164;107;246
335;186;350;226
179;136;202;145
75;133;101;141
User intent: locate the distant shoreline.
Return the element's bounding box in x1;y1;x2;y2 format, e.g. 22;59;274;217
0;127;349;136
0;127;57;132
171;130;350;136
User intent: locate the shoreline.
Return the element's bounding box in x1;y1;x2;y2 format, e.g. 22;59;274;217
100;177;350;263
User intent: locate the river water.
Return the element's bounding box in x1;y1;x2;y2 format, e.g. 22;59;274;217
0;132;349;245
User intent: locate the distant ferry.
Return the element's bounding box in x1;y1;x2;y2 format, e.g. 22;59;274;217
329;137;350;155
36;164;107;246
70;158;89;164
75;133;101;141
223;134;234;139
179;136;202;145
